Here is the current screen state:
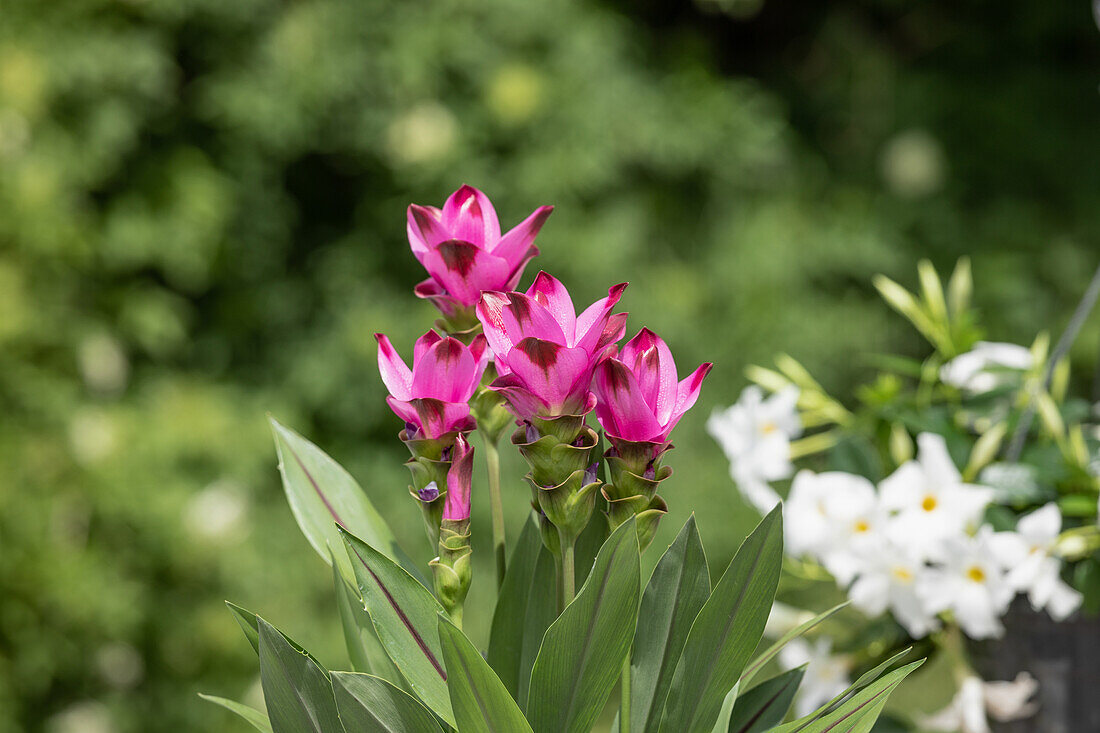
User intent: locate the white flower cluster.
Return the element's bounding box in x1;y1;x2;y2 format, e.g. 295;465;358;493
786;433;1081;639
710;386;1082;641
707;385;801;514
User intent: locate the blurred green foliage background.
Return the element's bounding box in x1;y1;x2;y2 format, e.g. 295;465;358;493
0;0;1097;730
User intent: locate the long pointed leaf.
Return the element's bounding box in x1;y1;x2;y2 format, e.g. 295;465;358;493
805;648;913;725
438;615;534;733
226;601;321;667
631;515;712;733
727;666;804;733
709;682;741;733
257;618;344;733
270;418;414;580
331;551;407;688
740;603;847;687
199;694;273;733
526;518;641;733
659;505;783;733
331;672;443;733
340;527;454;726
487;515;558;705
770;660;924;733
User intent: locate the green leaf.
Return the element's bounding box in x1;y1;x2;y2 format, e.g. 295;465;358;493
199;694;273;733
340;527;454;726
487;515;558;705
658;505;783;733
726;667;803;733
330;672;443;733
631;515;712;733
270;417;412;580
526;518;641;733
574;510;610;587
331;551;406;687
739;603;846;687
708;682;740;733
770;660;924;733
814;647;913;721
227;600;261;654
438;614;534;733
257;618;344;733
226;601;321;666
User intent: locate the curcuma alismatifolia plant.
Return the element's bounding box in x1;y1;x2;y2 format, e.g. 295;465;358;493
201;185;920;733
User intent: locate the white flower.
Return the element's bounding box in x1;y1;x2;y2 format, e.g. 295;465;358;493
847;538;941;638
778;637;851;718
815;475;886;585
708;386;801;511
880;433;994;561
922;673;1038;732
917;527;1015;639
940;341;1033;393
737;477;784;516
983;672;1040;722
785;470;873;559
990;503;1082;621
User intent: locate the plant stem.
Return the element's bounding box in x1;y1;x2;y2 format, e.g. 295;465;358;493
450;603;464;632
620;654;632;733
483;438;507;588
1007;261;1100;461
559;529;576;608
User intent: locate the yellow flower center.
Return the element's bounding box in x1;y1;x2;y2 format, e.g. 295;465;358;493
892;567;913;583
921;495;938;512
760;421;778;435
966;566;986;583
854;519;870;533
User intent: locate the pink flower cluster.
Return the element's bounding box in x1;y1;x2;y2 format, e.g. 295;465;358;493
377;185;712;516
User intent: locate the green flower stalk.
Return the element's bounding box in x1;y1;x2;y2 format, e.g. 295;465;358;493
429;434;474;627
602;437;672;552
474;273;628;604
512;410;604;557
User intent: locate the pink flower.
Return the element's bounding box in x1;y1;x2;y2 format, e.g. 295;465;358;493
593;328;712;444
443;434;474;521
407;185;553;317
376;330;489;438
476;271;628;419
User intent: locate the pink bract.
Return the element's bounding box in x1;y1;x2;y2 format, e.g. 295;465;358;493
407;185;553;316
375;330;489;438
476;271;627;419
593;328;712;444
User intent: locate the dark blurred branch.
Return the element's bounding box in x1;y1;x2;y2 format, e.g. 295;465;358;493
1007;261;1100;462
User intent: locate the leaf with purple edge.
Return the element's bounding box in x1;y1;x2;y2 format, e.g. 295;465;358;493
340;526;455;727
269;417;416;582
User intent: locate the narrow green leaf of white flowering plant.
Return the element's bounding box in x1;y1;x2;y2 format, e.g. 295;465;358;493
487;515;558;705
769;659;924;733
739;602;846;688
257;617;344;733
330;672;443;733
198;694;273;733
658;505;783;733
438;614;534;733
331;549;407;687
526;517;641;733
340;527;455;727
631;514;712;733
726;666;804;733
269;417;414;582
